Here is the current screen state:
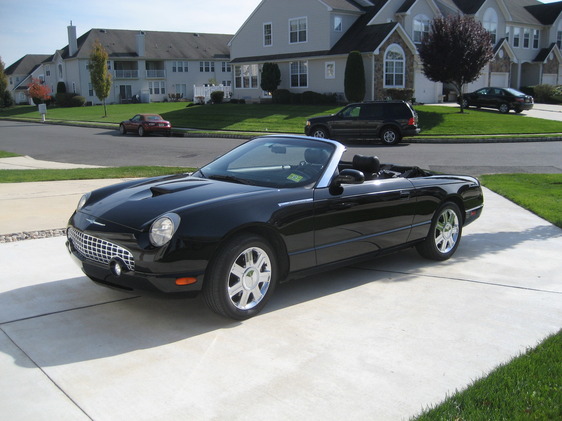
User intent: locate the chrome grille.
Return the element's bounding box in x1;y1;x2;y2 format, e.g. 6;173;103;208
68;227;135;271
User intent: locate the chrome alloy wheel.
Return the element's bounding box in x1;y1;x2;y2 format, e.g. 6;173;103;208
227;246;272;310
434;208;460;254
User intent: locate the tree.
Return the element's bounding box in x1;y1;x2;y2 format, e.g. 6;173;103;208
0;57;13;108
419;14;493;113
27;78;52;104
344;51;365;102
260;62;281;94
89;40;112;116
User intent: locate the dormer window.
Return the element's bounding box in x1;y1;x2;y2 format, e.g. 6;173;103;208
289;17;307;44
264;23;272;47
334;16;342;32
483;8;498;44
413;15;430;45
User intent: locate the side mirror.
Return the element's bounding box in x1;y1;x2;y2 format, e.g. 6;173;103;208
329;169;364;195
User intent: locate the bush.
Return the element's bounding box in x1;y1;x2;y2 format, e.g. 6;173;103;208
210;90;224;104
56;92;85;107
533;84;556;103
384;88;415;101
272;89;292;104
1;90;14;108
69;95;86;107
302;91;337;105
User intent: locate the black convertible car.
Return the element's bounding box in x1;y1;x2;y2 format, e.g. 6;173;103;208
66;135;483;320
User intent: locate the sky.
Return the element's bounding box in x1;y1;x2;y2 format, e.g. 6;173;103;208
0;0;262;67
0;0;560;68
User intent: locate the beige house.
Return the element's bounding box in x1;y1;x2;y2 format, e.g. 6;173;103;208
229;0;562;103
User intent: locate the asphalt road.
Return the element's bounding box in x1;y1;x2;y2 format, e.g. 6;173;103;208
0;120;561;175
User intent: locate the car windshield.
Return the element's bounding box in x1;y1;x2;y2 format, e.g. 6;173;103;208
195;137;335;188
145;115;162;121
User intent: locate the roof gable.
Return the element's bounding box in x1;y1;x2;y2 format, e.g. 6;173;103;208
5;54;51;75
525;1;562;25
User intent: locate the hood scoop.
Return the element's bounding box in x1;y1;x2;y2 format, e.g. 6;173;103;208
150;180;209;197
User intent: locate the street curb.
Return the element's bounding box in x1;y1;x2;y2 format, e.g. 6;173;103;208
2;117;562;143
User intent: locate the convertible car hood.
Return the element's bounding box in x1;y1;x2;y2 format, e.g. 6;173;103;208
79;175;271;231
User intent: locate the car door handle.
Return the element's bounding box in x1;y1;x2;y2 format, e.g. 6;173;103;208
400;190;411;198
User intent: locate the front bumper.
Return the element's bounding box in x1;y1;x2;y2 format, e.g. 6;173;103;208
66;226;207;294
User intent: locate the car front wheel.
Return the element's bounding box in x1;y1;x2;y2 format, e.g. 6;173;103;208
138;126;146;137
119;124;127;135
461;99;470;109
416;202;462;261
380;126;401;146
310;126;328;138
499;103;510;114
203;234;278;320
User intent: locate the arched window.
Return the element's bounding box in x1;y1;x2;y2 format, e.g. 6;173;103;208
384;44;405;88
58;64;63;79
483;8;498;44
413;14;430;45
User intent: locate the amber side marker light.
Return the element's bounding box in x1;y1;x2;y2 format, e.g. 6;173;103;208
176;277;197;286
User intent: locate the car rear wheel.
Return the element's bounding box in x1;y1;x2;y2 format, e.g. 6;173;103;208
380;126;401;146
416;202;462;261
119;124;127;135
138;126;146;137
499;103;510;114
461;98;470;109
310;126;328;138
203;234;278;320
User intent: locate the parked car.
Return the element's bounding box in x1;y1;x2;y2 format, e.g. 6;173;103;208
66;135;483;320
460;87;534;114
305;101;420;145
119;113;172;137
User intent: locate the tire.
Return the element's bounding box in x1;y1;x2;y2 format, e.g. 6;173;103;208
119;124;127;135
515;108;523;114
461;99;470;109
203;234;278;320
380;126;401;146
138;126;146;137
310;126;328;138
499;103;510;114
416;202;463;261
166;130;172;137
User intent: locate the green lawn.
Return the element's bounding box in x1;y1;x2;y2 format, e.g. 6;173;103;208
3;102;562;136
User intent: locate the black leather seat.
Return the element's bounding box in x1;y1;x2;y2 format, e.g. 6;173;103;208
352;154;380;179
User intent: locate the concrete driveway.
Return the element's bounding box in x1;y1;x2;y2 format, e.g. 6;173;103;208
1;187;561;420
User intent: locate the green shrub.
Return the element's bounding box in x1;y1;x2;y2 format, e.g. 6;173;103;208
210;90;224;104
384;88;415;102
272;89;292;104
533;84;556;103
69;95;86;107
56;92;85;107
1;90;14;107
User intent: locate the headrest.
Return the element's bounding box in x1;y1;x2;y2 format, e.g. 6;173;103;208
352;155;380;173
305;148;329;165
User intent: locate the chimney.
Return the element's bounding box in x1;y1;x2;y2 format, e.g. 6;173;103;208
136;31;145;57
68;21;78;56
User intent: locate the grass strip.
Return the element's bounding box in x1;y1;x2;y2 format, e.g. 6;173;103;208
0;166;195;183
413;330;562;420
481;173;562;228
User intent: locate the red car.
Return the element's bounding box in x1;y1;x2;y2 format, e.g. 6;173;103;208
119;113;172;137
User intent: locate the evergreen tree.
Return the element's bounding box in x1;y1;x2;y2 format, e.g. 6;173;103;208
260;62;281;94
0;57;12;108
89;40;112;116
344;51;365;103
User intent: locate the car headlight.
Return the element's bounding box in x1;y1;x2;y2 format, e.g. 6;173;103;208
306;120;311;126
149;213;180;247
77;192;91;211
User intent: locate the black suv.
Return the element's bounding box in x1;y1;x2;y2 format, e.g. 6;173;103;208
304;101;420;145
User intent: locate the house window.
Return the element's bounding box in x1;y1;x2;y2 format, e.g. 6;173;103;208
88;83;94;96
234;64;259;89
290;61;308;87
58;64;63;79
289;17;307;44
384;45;405;88
264;23;272;47
72;82;76;93
523;28;530;48
533;29;540;49
513;27;520;47
505;26;510;41
334;16;342;32
483;8;498;44
558;22;562;48
325;62;335;79
413;14;430;45
149;82;165;95
200;61;215;72
222;62;231;72
46;66;51;77
173;61;188;72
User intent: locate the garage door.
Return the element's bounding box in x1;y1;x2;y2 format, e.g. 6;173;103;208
490;72;509;87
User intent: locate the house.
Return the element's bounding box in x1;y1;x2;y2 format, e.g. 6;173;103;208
20;24;234;105
5;54;52;104
229;0;562;104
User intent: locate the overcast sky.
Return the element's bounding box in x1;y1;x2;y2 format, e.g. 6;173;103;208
1;0;559;68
